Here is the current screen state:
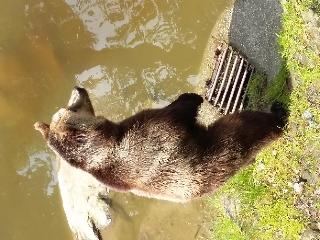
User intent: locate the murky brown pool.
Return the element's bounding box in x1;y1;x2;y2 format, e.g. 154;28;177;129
0;0;232;239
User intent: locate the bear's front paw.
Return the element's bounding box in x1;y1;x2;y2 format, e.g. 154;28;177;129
177;93;203;105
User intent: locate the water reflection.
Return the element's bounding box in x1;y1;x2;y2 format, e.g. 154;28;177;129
76;65;113;97
142;61;177;100
17;151;59;196
65;0;196;51
74;62;194;119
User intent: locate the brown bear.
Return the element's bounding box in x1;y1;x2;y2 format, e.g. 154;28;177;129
35;87;286;202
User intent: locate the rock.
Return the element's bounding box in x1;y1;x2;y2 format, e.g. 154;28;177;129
316;222;320;231
302;110;317;127
310;221;320;231
301;9;320;61
290;72;303;89
301;229;320;240
256;161;265;172
302;10;319;26
315;189;320;196
222;195;240;221
293;182;304;194
308;82;320;108
301;170;319;185
294;53;315;68
302;110;314;120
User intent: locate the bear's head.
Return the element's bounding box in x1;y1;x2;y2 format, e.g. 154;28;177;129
34;87;110;168
34;87;97;138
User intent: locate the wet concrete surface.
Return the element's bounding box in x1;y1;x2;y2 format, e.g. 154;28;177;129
229;0;284;80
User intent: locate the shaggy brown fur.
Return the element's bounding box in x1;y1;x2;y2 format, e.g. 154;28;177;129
35;87;286;202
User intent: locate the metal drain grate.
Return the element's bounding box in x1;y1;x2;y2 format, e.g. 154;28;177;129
206;43;255;115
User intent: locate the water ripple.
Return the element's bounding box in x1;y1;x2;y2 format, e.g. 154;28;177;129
17;150;59;197
65;0;196;51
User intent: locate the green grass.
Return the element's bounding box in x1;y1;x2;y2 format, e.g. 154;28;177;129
247;66;290;110
211;215;247;240
246;72;267;110
209;1;320;239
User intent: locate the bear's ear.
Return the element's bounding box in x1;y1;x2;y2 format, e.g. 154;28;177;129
34;122;50;140
67;87;95;116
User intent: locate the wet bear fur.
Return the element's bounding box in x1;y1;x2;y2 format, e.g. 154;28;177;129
35;87;286;202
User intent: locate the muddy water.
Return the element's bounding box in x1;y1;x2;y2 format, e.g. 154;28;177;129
0;0;232;239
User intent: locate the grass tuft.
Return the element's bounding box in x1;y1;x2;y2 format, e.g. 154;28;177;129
209;1;320;239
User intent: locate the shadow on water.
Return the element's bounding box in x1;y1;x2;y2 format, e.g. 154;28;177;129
228;0;291;108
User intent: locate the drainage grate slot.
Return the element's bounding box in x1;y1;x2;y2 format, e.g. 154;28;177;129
206;43;255;115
